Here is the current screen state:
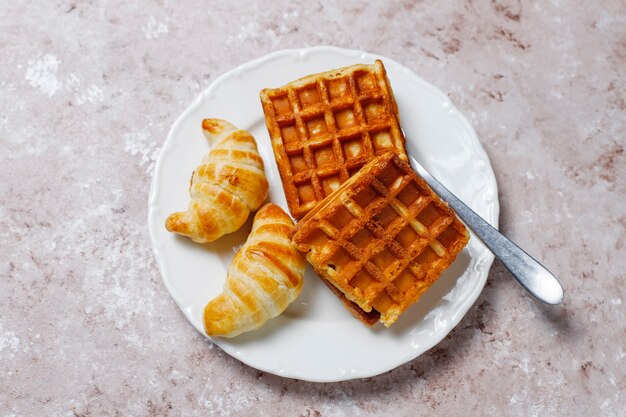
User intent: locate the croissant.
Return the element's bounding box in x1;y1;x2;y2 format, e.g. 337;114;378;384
165;119;269;243
204;203;306;338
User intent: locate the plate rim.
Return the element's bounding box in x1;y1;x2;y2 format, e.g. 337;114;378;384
148;45;500;382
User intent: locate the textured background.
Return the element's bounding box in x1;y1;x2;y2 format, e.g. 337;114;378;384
1;0;625;416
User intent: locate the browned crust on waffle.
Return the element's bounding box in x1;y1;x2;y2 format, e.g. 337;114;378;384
318;275;380;326
260;60;407;219
291;152;470;327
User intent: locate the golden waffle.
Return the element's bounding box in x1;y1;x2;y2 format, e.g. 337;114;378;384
260;60;408;219
291;152;470;327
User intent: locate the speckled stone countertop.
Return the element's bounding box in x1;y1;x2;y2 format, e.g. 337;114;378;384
1;1;624;416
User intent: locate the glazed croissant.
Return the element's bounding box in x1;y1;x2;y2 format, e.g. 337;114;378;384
204;203;306;338
165;119;269;243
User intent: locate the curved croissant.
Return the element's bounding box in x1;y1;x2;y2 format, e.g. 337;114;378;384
204;203;306;338
165;119;269;243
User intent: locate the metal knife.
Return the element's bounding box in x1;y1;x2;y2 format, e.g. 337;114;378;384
409;156;564;304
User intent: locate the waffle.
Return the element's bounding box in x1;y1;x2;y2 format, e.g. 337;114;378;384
291;152;470;327
260;60;408;219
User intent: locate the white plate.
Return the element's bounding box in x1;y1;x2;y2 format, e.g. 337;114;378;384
148;46;499;382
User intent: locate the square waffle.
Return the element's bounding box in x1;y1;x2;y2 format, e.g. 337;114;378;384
291;152;470;327
260;60;408;219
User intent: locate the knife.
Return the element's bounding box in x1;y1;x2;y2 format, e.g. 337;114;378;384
409;156;564;304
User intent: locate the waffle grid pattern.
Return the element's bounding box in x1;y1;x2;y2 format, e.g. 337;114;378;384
292;153;469;326
261;61;407;219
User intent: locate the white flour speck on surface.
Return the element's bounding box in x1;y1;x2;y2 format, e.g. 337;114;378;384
225;21;261;46
281;10;299;19
124;332;145;349
519;358;531;375
64;216;158;329
0;322;20;355
4;102;48;158
199;379;253;416
25;53;61;97
64;73;104;105
318;386;359;417
64;72;80;89
77;84;104;104
5;140;48;159
142;16;169;40
266;23;291;46
124;128;160;174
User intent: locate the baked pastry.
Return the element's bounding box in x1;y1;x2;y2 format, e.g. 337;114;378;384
204;203;306;338
165;119;269;243
260;60;407;219
291;152;469;327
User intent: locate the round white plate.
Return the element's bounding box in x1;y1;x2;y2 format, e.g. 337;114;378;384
148;46;499;382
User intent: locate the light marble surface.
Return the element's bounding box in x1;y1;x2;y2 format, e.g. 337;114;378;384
1;1;624;416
